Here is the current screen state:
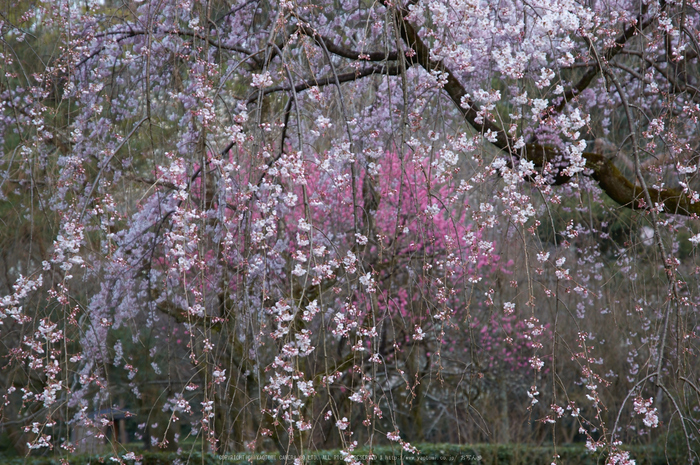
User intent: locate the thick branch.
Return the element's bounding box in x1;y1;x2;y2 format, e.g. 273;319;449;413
247;64;401;104
152;289;224;331
80;28;254;68
393;7;511;151
526;146;700;216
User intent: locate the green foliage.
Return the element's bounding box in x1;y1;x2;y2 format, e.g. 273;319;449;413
0;443;687;465
0;432;19;457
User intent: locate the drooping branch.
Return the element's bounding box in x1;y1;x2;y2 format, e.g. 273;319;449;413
619;50;700;103
544;2;660;117
391;2;700;217
295;24;400;62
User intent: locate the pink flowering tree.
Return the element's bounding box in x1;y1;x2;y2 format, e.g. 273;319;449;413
2;0;700;463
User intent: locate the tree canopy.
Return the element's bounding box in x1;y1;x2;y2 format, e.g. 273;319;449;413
2;0;700;463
